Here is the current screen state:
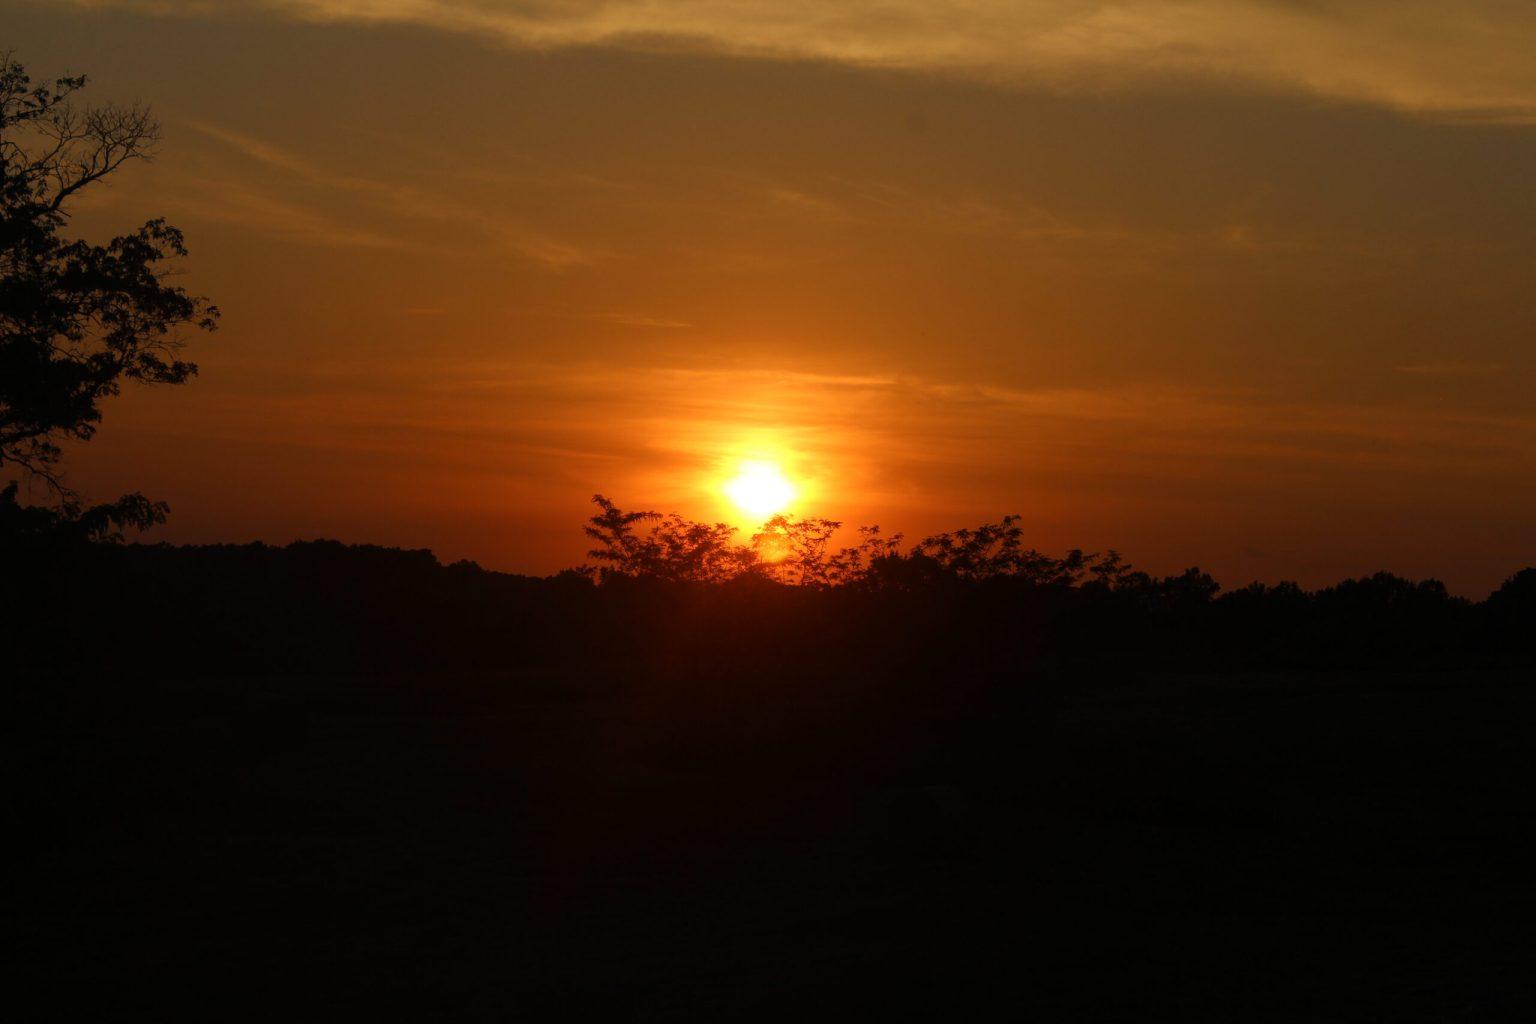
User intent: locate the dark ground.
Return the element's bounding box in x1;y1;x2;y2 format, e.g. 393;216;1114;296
10;668;1536;1021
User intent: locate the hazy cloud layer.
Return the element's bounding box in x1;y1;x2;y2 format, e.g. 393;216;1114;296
114;355;1536;518
67;0;1536;120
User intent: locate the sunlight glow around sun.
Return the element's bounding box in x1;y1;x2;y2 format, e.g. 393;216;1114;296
722;460;797;520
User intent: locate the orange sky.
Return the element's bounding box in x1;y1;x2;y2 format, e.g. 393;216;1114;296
8;1;1536;594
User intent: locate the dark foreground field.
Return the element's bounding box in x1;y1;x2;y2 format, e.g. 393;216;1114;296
12;666;1535;1021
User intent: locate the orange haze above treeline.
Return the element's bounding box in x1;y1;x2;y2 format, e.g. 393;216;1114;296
5;2;1536;595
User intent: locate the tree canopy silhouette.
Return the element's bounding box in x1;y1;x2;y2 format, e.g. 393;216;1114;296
751;514;902;588
0;53;216;538
581;494;1182;597
584;494;751;583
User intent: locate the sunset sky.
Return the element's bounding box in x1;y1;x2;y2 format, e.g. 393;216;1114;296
8;1;1536;593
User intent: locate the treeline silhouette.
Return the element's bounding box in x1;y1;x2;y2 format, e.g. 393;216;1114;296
8;494;1534;685
17;500;1536;1021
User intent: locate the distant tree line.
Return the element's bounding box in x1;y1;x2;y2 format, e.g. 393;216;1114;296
7;494;1535;688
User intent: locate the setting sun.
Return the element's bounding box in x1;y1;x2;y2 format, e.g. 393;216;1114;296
722;461;797;520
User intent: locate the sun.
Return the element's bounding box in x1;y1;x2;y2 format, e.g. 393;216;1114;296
723;460;797;520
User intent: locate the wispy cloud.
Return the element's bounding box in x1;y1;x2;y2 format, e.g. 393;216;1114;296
164;178;405;248
187;121;317;175
504;232;606;269
579;312;694;329
1395;361;1504;376
73;1;1536;122
364;360;1536;487
183;119;601;263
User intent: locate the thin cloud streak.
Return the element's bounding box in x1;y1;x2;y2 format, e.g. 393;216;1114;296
579;312;694;329
71;0;1536;121
265;359;1536;482
1396;361;1504;376
181;119;602;263
166;178;407;248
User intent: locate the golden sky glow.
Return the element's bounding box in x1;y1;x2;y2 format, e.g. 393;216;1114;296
8;0;1536;593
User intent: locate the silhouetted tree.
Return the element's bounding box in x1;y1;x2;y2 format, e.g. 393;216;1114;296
0;478;165;549
831;524;906;585
1156;567;1221;606
1484;568;1536;657
752;515;904;588
584;494;753;583
1484;568;1536;617
914;515;1129;586
912;515;1029;581
583;494;662;578
1083;548;1134;590
752;514;840;586
859;550;952;593
0;54;217;533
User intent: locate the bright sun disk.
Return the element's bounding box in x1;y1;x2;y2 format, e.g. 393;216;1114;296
723;461;797;520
